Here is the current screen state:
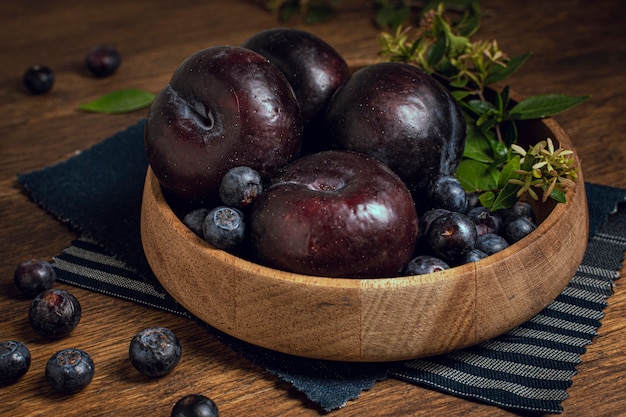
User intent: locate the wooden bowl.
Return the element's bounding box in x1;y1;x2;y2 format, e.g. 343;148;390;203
140;109;588;362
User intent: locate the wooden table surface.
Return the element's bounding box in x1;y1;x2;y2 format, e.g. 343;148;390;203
2;1;625;415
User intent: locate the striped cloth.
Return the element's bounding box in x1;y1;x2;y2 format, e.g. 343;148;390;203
18;120;626;414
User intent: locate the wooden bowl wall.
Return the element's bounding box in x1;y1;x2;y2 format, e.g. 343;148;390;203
140;115;588;362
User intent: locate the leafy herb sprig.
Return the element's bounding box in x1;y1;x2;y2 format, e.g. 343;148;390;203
378;4;589;210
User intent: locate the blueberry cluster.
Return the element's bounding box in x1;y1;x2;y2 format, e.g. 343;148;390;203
405;174;537;275
182;166;262;251
5;259;218;413
22;45;121;94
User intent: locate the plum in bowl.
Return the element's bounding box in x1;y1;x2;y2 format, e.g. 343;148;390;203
140;103;587;362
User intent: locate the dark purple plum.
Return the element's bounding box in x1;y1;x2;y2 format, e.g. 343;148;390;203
14;259;56;296
427;212;477;263
171;394;220;417
0;340;31;385
243;28;350;152
403;255;450;276
145;46;302;204
85;45;121;77
28;289;81;339
323;62;466;200
249;150;418;278
129;327;182;378
45;348;94;394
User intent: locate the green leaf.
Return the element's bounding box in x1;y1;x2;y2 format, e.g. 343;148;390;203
450;90;475;101
456;159;499;192
304;4;335;24
497;155;520;188
375;4;410;29
427;33;447;67
478;191;495;209
463;125;495;163
508;93;590;120
484;52;531;85
549;188;567;203
79;89;155;114
491;182;522;211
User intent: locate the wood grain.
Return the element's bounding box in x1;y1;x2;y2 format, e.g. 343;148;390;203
1;0;625;415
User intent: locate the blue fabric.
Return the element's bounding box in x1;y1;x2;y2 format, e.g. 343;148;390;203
17;120;626;413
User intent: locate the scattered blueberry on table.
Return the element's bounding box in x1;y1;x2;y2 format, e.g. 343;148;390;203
13;259;56;297
129;327;182;378
0;340;31;385
28;289;82;339
45;348;95;394
22;65;54;94
171;394;220;417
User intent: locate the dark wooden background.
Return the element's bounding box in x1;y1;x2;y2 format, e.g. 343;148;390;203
1;1;625;415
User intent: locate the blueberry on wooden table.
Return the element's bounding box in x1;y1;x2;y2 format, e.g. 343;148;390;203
13;259;56;296
28;289;81;339
22;64;54;94
171;394;220;417
129;327;182;378
85;45;121;77
45;348;95;394
0;340;31;385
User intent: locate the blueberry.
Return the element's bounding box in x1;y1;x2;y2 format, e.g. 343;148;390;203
171;394;220;417
403;255;450;275
466;206;502;236
475;233;509;255
427;212;477;263
0;340;31;385
23;65;54;94
45;348;95;394
129;327;182;378
29;289;81;339
428;175;467;213
183;208;211;237
464;191;481;212
462;248;489;263
219;166;263;208
85;45;121;77
501;216;537;244
498;200;536;223
418;208;450;240
14;259;56;296
203;206;246;250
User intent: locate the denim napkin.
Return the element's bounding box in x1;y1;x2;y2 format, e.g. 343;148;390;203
17;120;626;414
